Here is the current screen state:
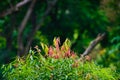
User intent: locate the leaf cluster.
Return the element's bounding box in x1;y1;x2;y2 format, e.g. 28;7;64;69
1;38;117;80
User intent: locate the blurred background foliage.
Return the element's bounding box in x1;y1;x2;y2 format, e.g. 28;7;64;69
0;0;120;77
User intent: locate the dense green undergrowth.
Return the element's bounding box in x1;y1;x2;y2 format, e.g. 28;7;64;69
1;38;118;80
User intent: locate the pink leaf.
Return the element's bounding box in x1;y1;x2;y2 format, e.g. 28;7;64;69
48;46;54;57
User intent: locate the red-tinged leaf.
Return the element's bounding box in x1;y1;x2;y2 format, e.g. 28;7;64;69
71;51;77;59
61;45;65;51
48;46;54;57
65;49;71;57
54;54;59;59
53;37;60;51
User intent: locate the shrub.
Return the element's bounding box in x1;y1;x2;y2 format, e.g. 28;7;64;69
1;38;117;80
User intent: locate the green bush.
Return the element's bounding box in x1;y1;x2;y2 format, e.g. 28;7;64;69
1;38;117;80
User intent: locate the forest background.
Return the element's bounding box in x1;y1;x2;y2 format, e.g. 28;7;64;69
0;0;120;78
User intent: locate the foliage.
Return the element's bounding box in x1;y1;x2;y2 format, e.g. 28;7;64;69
97;36;120;74
1;38;117;80
0;0;120;79
41;37;78;59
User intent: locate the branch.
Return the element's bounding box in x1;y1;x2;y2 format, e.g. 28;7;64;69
81;33;105;58
0;0;31;17
24;0;58;55
17;0;36;56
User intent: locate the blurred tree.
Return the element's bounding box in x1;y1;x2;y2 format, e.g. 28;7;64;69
98;0;120;73
100;0;120;36
0;0;109;62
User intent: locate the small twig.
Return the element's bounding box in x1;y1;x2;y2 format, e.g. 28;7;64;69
0;0;31;17
81;33;105;58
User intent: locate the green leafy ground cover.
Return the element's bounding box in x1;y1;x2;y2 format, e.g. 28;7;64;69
1;38;118;80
